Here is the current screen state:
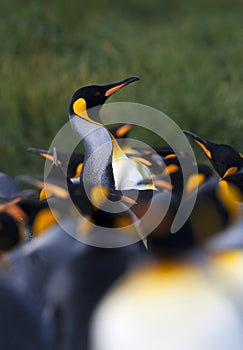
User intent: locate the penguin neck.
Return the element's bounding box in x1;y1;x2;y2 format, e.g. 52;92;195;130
69;114;115;190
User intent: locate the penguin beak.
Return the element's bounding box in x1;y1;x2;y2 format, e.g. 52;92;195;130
105;77;139;97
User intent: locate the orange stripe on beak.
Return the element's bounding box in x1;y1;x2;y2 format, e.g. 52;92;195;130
105;83;126;97
195;140;212;159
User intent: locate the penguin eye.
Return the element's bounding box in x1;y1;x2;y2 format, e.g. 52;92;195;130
93;91;101;98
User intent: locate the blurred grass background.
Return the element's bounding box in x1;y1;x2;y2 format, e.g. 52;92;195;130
0;0;242;176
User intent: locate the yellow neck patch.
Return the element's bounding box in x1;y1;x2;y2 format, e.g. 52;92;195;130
90;185;109;209
73;162;83;179
110;132;126;160
73;98;102;126
121;261;204;295
217;180;241;222
39;188;53;201
32;208;60;236
186;173;205;193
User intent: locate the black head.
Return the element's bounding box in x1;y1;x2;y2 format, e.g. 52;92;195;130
69;77;139;123
209;144;243;177
183;130;243;177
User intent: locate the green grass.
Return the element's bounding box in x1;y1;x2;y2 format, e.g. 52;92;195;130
0;0;242;177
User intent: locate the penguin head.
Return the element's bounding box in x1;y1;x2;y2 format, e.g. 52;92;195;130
210;145;242;178
183;130;243;178
69;77;139;123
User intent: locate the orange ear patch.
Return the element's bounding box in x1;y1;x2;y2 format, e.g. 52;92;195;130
195;140;212;159
73;98;87;116
73;98;103;126
222;166;238;179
